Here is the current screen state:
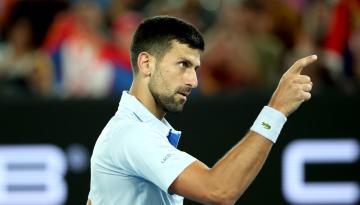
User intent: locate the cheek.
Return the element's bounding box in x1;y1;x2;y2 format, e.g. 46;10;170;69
156;67;172;84
163;70;180;89
150;69;171;92
153;64;182;92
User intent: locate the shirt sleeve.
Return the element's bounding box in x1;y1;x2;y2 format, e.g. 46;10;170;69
112;124;197;193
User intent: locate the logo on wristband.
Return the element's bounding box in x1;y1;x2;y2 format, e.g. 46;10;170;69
261;122;271;129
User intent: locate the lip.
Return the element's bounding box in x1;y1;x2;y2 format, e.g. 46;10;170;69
177;92;189;101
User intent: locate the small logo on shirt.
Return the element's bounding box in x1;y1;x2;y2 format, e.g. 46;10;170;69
161;153;174;163
261;122;271;130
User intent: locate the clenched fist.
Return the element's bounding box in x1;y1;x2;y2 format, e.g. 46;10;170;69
268;55;318;117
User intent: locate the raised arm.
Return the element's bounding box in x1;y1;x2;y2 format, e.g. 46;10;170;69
169;55;318;205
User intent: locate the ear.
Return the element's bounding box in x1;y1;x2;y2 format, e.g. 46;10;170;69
137;52;155;76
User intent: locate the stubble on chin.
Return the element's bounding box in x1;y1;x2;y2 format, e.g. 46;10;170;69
158;92;185;113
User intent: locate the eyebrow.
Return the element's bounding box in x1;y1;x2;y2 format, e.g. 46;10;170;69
179;57;200;69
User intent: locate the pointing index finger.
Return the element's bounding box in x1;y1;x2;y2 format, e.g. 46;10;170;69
288;55;317;74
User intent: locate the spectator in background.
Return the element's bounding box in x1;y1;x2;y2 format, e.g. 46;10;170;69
111;12;142;62
0;17;53;96
349;20;360;87
108;0;147;20
323;0;360;93
0;0;17;40
42;0;150;98
199;0;285;95
284;0;333;93
1;0;358;98
43;1;131;98
104;12;142;94
145;0;215;32
246;0;288;88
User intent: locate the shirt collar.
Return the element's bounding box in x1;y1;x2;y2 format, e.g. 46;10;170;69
116;91;182;139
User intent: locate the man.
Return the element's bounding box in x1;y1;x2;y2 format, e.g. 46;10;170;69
87;16;317;205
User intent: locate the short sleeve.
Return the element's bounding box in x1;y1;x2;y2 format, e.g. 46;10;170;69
112;124;196;193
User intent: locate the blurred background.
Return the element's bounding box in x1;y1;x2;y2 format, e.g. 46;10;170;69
0;0;359;204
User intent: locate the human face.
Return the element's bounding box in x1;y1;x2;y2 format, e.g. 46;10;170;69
148;40;201;113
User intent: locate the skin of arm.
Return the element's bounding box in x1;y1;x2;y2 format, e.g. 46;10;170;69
169;55;318;205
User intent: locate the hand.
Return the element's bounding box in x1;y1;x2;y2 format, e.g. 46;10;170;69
268;55;318;117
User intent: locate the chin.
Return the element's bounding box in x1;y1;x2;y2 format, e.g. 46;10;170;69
164;103;184;114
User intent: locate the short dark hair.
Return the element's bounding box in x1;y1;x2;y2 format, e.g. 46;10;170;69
130;16;205;73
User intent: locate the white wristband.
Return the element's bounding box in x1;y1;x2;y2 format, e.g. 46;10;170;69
250;106;287;143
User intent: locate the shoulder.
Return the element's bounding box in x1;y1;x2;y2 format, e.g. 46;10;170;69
92;118;162;168
106;116;164;147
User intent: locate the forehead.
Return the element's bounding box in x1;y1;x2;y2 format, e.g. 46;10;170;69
163;40;201;66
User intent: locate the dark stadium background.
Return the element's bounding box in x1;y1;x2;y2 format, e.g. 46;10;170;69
1;90;359;204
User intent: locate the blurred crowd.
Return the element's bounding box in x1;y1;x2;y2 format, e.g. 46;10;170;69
0;0;359;98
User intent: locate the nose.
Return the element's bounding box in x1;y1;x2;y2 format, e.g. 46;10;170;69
185;68;198;88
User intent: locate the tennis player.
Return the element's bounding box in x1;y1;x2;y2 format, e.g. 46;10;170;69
87;16;317;205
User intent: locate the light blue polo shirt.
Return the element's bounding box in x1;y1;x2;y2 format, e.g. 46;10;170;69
88;91;196;205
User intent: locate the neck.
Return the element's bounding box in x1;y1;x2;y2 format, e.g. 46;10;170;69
129;81;166;120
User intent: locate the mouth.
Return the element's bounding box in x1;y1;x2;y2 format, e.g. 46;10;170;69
177;91;190;101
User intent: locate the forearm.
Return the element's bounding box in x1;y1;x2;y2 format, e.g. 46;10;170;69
208;131;273;202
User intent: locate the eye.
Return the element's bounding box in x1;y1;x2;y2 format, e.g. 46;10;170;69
179;61;190;68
